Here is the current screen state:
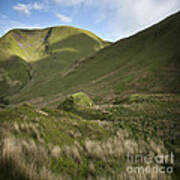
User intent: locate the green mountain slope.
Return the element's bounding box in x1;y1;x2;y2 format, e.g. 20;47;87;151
59;11;180;103
9;12;180;106
0;26;109;99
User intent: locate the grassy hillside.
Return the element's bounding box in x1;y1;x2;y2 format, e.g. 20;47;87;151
0;26;107;62
0;26;109;100
8;12;180;107
57;11;180;103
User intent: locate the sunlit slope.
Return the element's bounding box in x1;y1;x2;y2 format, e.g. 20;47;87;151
0;29;47;62
0;26;109;99
0;26;107;62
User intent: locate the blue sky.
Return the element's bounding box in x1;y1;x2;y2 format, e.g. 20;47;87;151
0;0;180;41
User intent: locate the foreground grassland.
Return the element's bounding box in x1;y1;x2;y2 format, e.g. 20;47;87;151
0;93;179;179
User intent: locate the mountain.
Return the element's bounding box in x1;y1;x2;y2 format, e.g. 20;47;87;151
0;12;180;180
51;11;180;104
0;26;110;98
5;11;179;107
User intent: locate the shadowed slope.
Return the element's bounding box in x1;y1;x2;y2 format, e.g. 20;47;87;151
56;11;180;103
0;56;31;97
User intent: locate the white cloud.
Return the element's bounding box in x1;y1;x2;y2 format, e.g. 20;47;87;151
47;0;180;40
114;0;180;26
56;13;72;23
105;0;180;40
32;2;43;10
12;0;180;40
13;4;31;16
53;0;88;6
13;2;44;16
62;0;179;40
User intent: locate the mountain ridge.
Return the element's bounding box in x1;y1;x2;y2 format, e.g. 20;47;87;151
0;25;109;62
0;25;109;98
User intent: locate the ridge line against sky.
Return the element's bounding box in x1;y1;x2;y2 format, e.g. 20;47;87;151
0;0;180;41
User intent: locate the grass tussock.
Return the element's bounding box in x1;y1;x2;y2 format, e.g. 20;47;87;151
0;137;59;180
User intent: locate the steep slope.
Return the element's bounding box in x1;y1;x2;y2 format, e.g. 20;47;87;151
0;26;109;99
0;29;47;62
58;11;180;103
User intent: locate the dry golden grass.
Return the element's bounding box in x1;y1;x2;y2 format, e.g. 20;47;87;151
0;136;60;180
51;145;61;158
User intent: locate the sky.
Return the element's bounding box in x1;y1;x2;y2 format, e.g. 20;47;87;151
0;0;180;41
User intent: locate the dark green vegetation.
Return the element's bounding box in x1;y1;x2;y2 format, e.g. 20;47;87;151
0;12;180;180
0;56;31;97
